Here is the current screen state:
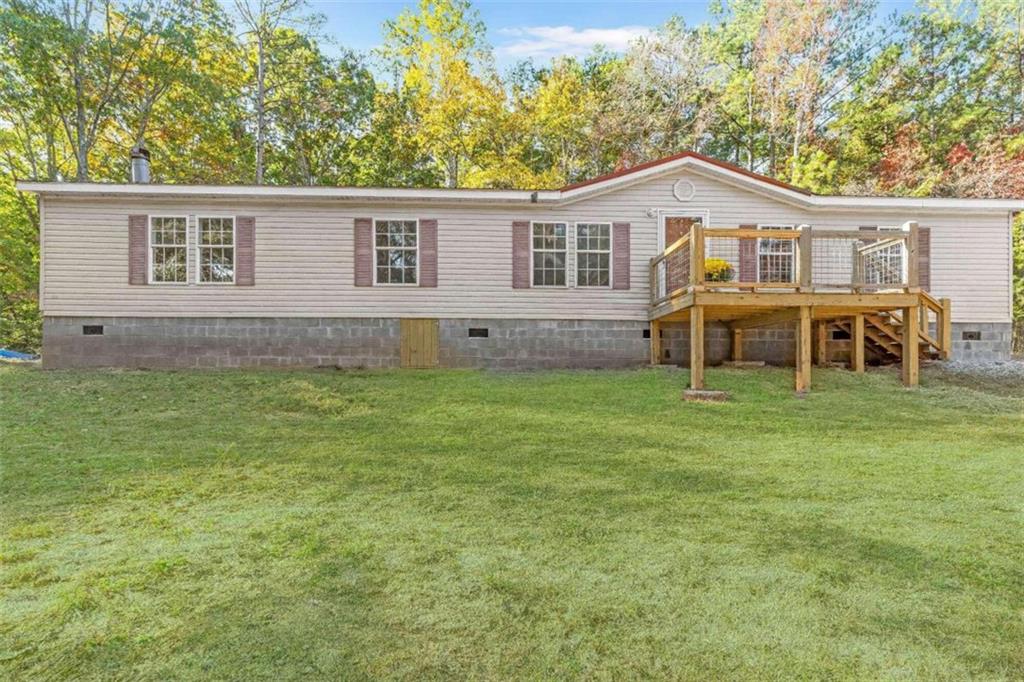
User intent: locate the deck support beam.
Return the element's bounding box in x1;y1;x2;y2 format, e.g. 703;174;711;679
852;314;865;373
649;320;662;365
731;328;743;361
902;305;919;387
795;306;812;393
690;305;705;389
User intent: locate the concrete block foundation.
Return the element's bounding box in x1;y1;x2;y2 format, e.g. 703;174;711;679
40;316;1011;370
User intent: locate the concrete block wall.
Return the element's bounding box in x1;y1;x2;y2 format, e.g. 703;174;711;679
42;317;401;369
40;316;1013;370
950;322;1013;362
438;319;649;369
658;321;795;367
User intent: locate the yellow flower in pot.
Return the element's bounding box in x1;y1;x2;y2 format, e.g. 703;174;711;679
704;258;735;282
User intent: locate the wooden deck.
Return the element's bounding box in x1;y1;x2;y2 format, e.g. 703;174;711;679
648;222;952;393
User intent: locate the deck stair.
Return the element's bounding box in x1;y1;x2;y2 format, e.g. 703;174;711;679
832;307;943;364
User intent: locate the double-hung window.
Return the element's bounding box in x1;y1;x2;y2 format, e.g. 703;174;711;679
149;216;187;283
198;217;235;283
375;219;418;285
757;224;795;283
575;223;611;287
532;222;567;286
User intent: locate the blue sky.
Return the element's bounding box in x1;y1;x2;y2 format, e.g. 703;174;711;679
309;0;918;72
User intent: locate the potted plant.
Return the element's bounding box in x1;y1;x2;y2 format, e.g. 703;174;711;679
704;258;735;283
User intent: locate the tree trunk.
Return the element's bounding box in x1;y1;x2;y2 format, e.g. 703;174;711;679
446;155;458;188
74;76;89;181
255;33;266;185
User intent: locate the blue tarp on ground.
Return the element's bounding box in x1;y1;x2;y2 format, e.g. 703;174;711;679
0;348;38;360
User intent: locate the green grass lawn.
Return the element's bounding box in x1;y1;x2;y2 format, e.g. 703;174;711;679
1;364;1022;680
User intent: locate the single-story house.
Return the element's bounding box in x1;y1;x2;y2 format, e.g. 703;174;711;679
17;151;1021;381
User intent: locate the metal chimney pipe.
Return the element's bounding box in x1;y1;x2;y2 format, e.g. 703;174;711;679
130;145;151;183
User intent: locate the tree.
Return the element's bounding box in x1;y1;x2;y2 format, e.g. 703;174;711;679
0;0;220;182
233;0;316;183
260;31;375;186
379;0;504;188
604;18;719;168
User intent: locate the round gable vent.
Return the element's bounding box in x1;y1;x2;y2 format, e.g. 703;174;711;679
673;178;696;202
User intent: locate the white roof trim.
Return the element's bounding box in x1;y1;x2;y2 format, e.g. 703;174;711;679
14;181;562;204
16;173;1024;212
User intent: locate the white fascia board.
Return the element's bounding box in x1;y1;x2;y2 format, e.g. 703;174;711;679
15;178;1023;212
15;181;562;204
808;196;1024;211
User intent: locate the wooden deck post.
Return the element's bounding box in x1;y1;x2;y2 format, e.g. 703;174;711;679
902;305;919;387
690;223;705;287
795;306;812;392
731;327;743;362
906;221;919;289
798;225;812;291
649;320;662;365
852;314;865;373
940;297;952;360
690;306;705;389
815;321;828;366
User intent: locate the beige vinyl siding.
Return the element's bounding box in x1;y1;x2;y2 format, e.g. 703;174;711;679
39;169;1013;323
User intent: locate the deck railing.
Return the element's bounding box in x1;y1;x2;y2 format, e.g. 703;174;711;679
648;220;952;358
649;221;922;301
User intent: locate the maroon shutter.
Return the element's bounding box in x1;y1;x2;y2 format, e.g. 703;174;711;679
512;220;530;288
128;214;148;284
859;225;877;243
419;218;438;287
612;222;630;289
235;216;255;286
738;223;757;283
916;227;931;291
354;217;373;286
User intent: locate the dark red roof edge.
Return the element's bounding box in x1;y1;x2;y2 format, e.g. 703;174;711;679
559;150;814;195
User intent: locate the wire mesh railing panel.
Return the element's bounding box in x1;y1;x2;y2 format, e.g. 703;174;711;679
703;234;799;286
811;232;909;290
704;236;741;282
664;246;691;295
860;238;907;287
810;234;858;289
652;245;691;302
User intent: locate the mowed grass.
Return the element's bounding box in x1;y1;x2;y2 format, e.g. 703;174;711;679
1;364;1023;680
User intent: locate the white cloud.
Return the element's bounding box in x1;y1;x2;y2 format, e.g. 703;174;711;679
496;25;651;59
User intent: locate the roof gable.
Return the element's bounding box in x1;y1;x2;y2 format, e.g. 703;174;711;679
561;151;813;196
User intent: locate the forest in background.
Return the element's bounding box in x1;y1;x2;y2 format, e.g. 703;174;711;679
0;0;1022;353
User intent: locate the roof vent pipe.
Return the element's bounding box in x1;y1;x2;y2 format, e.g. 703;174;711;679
130;145;151;183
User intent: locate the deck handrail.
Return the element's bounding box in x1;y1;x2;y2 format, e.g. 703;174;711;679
651;222;922;294
648;232;692;305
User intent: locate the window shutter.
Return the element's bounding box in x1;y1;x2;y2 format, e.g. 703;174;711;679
128;214;148;285
738;223;757;282
419;218;438;287
918;226;931;291
512;220;530;288
235;216;255;286
859;225;877;243
354;217;373;286
612;222;630;289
